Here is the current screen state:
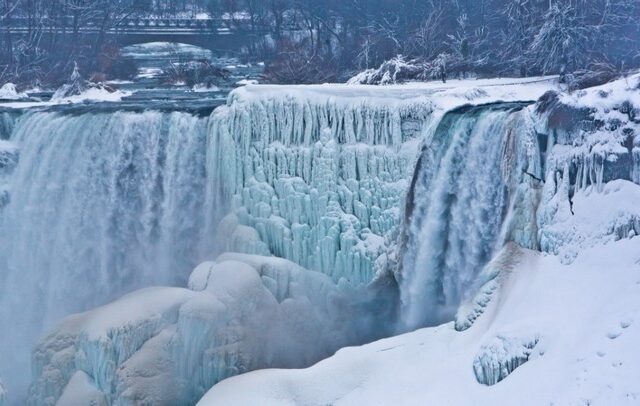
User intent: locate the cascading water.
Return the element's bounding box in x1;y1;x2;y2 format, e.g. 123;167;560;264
400;103;542;330
0;109;216;401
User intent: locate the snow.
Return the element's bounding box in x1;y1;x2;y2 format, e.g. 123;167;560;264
0;83;26;100
539;180;640;263
199;237;640;406
0;87;130;108
54;87;130;103
235;79;259;86
193;84;221;92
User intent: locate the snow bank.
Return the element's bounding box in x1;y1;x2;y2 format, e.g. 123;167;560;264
200;238;640;405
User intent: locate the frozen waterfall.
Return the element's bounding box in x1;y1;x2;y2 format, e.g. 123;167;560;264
400;103;543;329
0;110;215;402
208;88;435;285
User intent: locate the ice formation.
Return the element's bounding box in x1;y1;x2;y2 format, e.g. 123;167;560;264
208;85;436;286
20;78;564;404
535;79;640;263
473;334;540;385
28;254;380;405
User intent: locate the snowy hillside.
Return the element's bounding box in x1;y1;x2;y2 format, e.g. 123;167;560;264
201;238;640;406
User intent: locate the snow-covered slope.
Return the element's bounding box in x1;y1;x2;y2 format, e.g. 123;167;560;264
200;238;640;406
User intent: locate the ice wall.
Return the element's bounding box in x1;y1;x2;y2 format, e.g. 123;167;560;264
535;88;640;262
0;110;214;403
208;87;436;285
399;103;543;329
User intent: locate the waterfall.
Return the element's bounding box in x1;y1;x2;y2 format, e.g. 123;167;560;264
0;110;215;401
400;103;542;330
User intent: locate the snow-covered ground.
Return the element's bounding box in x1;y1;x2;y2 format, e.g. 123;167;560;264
200;237;640;405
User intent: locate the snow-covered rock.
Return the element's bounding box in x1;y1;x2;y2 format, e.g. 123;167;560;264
536;74;640;262
51;63;127;103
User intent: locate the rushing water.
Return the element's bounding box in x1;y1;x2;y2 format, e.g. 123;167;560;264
400;103;538;329
0;110;218;399
0;41;263;404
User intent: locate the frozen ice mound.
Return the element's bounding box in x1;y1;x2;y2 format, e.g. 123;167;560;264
473;334;540;385
28;254;377;405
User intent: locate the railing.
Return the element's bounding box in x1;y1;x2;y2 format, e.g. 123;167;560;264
0;16;250;35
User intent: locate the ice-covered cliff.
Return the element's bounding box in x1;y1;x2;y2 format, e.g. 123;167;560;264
201;75;640;405
24;77;560;405
208;78;556;286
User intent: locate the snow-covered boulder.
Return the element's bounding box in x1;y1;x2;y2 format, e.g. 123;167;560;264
51;63;120;102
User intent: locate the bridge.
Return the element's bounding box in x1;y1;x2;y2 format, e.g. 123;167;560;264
0;16;267;52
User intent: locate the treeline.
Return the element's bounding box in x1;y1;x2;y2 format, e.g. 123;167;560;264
213;0;640;83
1;0;639;87
0;0;153;86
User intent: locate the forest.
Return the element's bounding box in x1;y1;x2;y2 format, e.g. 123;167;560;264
1;0;639;86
